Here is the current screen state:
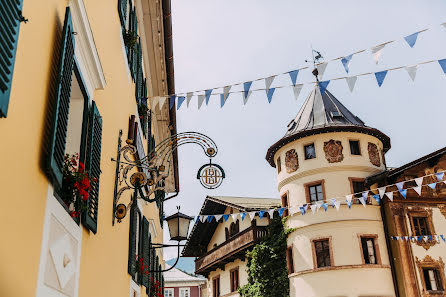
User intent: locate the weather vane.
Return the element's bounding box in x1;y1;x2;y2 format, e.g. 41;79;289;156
305;48;324;80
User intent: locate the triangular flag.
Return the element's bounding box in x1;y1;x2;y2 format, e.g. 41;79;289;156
220;86;231;108
243;81;253;105
371;44;386;64
375;70;388;87
266;88;275;103
300;206;307;215
214;214;222;222
329;198;337;208
404;32;420;48
186;92;193;107
346;195;353;209
265;76;275;90
292;84;303;101
362;191;369;201
334;201;341;210
405;65;418;81
321;203;328;212
411;236;415;242
415;177;423;187
423;236;428;242
248;211;256;221
223;214;230;222
345;76;357;93
391;236;397;241
169;95;176;109
288;70;299;86
341;54;353;73
359;197;366;207
372;194;380;204
316;63;328;79
428;183;436;190
195;216;200;223
319;80;330;94
435;235;440;242
177;96;186;110
386;192;394;201
405;236;409;241
258;210;266;219
159;96;167;110
400;189;407;199
200;215;206;223
310;204;317;214
396;181;405;191
241;213;247;221
231;213;238;222
413;186;422;196
198;95;205;109
400;236;404;241
278;208;285;218
288;206;297;216
205;89;212;105
206;215;214;223
441;235;445;242
417;236;422;242
316;202;323;211
435;172;444;181
268;209;275;218
438;59;446;74
378;187;386;198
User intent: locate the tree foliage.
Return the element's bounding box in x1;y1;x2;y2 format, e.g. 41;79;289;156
238;217;294;297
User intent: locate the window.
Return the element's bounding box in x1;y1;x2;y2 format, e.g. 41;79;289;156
304;143;316;159
360;237;379;264
413;217;430;236
349;178;365;203
286;246;294;274
0;0;23;118
179;288;190;297
349;140;361;155
213;276;220;297
423;268;443;292
230;268;239;292
277;156;282;173
164;288;173;297
309;184;323;202
281;192;289;217
314;239;331;268
229;220;240;237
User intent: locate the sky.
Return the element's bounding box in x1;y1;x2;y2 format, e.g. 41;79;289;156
162;0;446;260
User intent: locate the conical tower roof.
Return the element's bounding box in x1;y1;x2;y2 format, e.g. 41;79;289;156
266;84;391;167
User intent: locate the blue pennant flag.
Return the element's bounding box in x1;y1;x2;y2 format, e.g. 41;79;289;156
300;206;307;215
372;194;380;204
288;70;299;86
258;210;266;219
435;172;444;181
321;203;328;212
241;213;247;221
438;59;446;74
206;215;214;223
375;70;388;87
441;235;445;242
220;94;226;108
278;208;285;218
169;95;176;109
205;89;213;105
391;236;397;240
347;200;353;209
429;235;433;242
319;80;330;94
404;32;420;48
428;183;437;190
266;88;275;103
195;216;200;223
341;54;353;73
399;189;407;199
177;96;186;110
417;236;422;242
223;214;230;222
243;81;253;98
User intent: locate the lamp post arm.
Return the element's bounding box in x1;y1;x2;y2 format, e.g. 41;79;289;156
149;242;181;273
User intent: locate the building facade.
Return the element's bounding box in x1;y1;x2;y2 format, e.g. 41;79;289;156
164;266;207;297
0;1;178;297
182;196;281;297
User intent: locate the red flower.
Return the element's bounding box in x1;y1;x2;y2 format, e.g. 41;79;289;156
79;162;85;173
70;211;79;218
74;182;79;189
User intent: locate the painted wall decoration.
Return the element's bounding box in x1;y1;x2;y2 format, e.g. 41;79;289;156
285;149;299;173
324;140;344;163
368;142;381;167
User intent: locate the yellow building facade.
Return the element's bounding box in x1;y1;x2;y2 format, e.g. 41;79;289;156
0;0;178;297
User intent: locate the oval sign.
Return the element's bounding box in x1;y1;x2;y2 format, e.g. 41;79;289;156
197;163;225;189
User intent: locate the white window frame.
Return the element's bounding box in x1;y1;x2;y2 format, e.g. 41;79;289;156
179;287;190;297
164;288;174;297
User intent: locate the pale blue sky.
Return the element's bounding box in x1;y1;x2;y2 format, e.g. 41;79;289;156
163;0;446;259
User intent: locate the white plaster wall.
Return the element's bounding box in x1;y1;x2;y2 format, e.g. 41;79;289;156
208;259;247;297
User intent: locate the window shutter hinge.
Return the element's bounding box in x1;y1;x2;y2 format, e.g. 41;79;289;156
18;11;28;23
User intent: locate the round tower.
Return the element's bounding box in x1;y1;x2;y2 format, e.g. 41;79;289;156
266;84;395;297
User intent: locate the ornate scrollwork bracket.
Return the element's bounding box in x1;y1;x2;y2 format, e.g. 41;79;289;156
111;131;218;225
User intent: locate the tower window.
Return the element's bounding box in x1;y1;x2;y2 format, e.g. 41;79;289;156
213;276;220;297
360;237;379;264
304;143;316;159
286;246;294;274
277;156;281;173
230;268;239;292
423;268;443;292
309;184;323;202
412;217;430;236
313;239;331;268
281;192;289;217
349;140;361;155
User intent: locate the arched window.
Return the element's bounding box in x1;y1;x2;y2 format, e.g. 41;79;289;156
229;220;240;237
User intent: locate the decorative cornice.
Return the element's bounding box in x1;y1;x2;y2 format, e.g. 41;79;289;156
278;165;382;190
288;264;391;277
438;204;446;219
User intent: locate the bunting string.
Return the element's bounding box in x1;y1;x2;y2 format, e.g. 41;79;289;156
151;21;446;103
391;235;446;243
190;170;445;223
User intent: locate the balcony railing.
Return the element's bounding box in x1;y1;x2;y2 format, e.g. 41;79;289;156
195;226;268;276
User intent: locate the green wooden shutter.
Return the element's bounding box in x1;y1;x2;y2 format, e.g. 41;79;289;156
128;202;138;277
155;255;159;283
161;275;164;293
141;217;150;287
0;0;23;117
83;100;102;234
118;0;127;27
135;41;142;101
46;7;75;188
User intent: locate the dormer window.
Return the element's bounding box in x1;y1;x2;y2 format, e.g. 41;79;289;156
330;110;342;118
304;144;316;159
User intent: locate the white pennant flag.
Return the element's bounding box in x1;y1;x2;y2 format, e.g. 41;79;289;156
265;76;275;90
268;209;275;218
222;86;231;105
159;96;167;110
423;236;428;242
289;206;297;215
248;211;256;221
200;215;206;223
435;235;440;242
386;192;394;201
231;213;238;222
198;95;205;109
405;236;409;241
316;63;328;79
359;197;367;207
378;187;386;198
371;44;386;64
214;214;222;222
310;204;317;214
292;84;303;101
405;65;418;81
186;92;193;107
413;186;422;196
415;177;423;187
334;201;341;210
316;202;322;211
346;194;353;204
243;91;252;105
345;76;357;92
